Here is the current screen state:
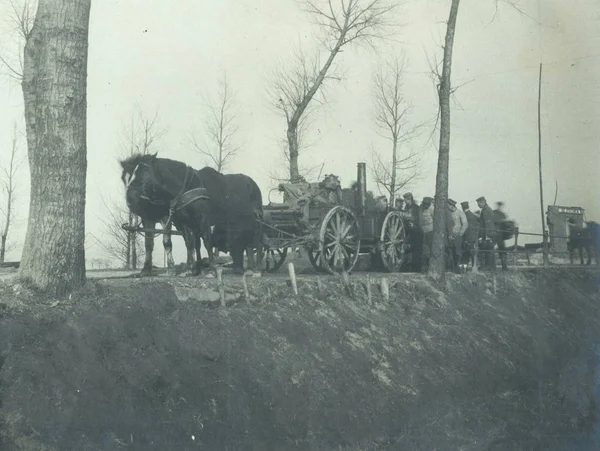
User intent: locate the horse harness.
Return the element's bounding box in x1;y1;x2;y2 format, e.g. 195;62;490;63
165;165;210;228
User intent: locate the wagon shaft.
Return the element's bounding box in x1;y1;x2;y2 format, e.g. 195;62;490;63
120;223;183;236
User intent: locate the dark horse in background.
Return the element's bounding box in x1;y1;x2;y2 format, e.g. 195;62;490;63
568;221;600;265
194;166;264;273
121;153;213;276
121;153;263;275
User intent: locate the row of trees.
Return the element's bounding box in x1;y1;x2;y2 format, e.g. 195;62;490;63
1;0;530;293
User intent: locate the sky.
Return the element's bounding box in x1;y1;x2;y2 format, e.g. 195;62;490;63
0;0;599;265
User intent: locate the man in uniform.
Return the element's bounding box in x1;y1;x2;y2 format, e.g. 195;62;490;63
448;198;468;272
394;197;405;211
493;201;509;270
400;192;423;272
461;201;479;267
476;196;496;269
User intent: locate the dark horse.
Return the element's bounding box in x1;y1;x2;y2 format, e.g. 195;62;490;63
120;153;214;276
568;221;600;265
195;166;264;273
121;153;263;275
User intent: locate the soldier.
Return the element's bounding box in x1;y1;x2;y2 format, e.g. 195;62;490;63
394;197;405;211
420;197;434;270
448;198;468;272
493;201;509;270
401;192;423;272
461;201;479;267
476;196;496;269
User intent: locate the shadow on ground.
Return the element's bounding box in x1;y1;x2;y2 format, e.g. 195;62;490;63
1;268;600;450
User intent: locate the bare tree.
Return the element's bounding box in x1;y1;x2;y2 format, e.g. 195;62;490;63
0;123;24;263
94;197;143;269
19;0;91;295
190;74;243;172
428;0;531;282
371;55;421;204
427;0;460;283
0;0;37;80
270;0;397;182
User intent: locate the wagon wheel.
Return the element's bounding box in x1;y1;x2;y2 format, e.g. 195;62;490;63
307;247;327;273
318;206;361;274
378;211;407;272
262;246;288;273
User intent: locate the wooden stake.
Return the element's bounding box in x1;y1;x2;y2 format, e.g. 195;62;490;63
242;271;251;303
216;267;225;307
316;279;323;295
288;262;298;295
340;271;352;297
365;275;372;306
380;277;389;302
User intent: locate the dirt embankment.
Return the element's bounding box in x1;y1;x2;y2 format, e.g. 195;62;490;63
1;268;600;450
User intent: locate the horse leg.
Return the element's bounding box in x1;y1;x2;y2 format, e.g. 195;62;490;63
140;219;154;277
160;218;176;276
202;224;216;267
246;245;256;272
194;230;203;275
181;227;198;277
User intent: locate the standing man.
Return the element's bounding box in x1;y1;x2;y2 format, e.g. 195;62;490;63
420;196;434;271
493;201;509;270
394;198;405;211
448;199;468;272
400;192;423;272
476;196;496;269
461;201;479;267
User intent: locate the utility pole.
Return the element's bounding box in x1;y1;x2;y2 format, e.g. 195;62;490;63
538;63;549;267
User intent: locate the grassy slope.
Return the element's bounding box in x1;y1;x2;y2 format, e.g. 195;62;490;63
1;268;600;450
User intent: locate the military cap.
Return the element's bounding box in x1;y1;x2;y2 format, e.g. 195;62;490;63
476;196;486;203
403;192;413;199
422;196;433;204
461;201;469;208
447;198;457;206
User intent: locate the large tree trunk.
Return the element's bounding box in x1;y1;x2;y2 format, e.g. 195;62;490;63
19;0;91;295
0;235;6;263
429;0;461;283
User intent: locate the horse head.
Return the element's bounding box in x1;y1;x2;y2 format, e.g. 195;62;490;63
120;152;158;191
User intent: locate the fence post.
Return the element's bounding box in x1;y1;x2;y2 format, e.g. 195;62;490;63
472;240;479;273
542;230;549;267
513;228;519;267
216;267;226;307
287;262;298;295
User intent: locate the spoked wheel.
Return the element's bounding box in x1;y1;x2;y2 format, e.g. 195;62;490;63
378;211;407;272
263;246;288;273
307;247;327;273
318;206;361;274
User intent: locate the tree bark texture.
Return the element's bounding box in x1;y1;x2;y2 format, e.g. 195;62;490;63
19;0;91;295
429;0;460;282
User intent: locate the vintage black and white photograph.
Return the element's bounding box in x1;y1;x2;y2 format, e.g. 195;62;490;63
0;0;599;449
